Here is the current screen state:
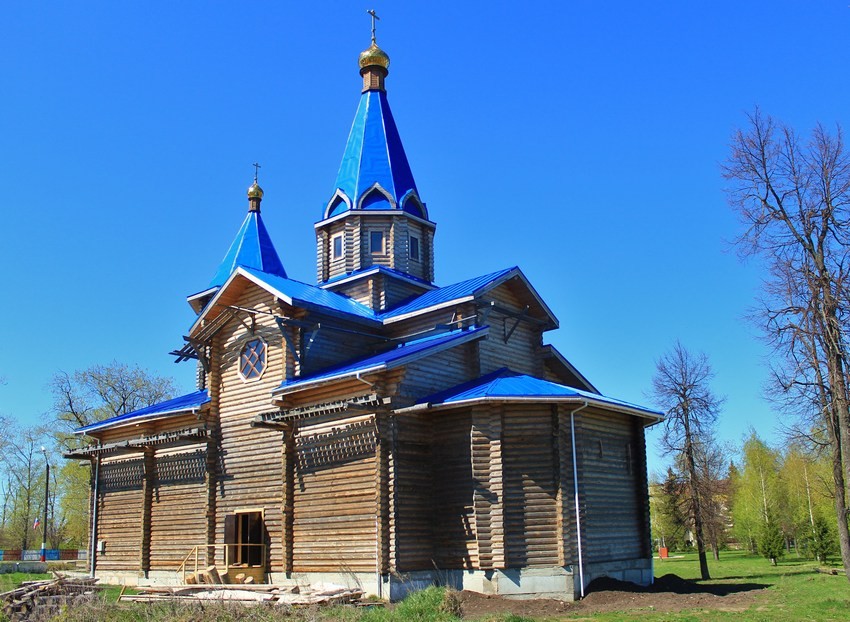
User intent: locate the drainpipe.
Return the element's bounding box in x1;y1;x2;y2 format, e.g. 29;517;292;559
570;402;589;598
89;454;101;577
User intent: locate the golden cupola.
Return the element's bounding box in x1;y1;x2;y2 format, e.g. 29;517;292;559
247;178;264;212
359;40;390;92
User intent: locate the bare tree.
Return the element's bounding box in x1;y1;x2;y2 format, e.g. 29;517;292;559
652;342;723;580
725;110;850;580
51;361;177;450
49;361;177;549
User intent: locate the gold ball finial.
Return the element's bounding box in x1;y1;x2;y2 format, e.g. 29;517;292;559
247;180;264;199
359;41;390;71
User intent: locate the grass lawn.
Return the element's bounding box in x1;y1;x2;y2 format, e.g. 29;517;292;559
0;572;51;594
596;550;850;622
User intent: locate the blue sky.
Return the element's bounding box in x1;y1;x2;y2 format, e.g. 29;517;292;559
2;2;849;475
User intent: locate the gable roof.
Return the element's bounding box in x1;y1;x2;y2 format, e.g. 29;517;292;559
191;266;558;335
273;326;488;395
327;89;419;218
76;390;210;435
189;267;380;335
412;368;662;423
209;211;287;288
379;266;559;328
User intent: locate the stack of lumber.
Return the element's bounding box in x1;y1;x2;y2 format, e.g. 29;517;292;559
1;576;100;621
122;582;363;606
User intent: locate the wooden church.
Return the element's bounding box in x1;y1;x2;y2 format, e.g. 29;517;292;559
67;32;662;600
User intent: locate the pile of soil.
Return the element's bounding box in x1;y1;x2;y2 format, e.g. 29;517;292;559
456;573;770;618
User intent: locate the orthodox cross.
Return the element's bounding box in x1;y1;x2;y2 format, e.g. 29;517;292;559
252;161;261;182
367;9;380;43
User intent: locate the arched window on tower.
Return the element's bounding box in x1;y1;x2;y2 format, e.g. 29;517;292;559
360;187;393;210
401;194;426;219
328;195;349;218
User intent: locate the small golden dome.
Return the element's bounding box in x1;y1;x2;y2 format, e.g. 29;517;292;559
247;181;264;199
359;42;390;71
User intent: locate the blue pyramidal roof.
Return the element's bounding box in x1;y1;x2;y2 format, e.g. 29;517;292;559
327;89;420;218
209;211;287;288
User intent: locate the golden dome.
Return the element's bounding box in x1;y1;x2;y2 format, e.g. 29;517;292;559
247;181;264;199
359;42;390;71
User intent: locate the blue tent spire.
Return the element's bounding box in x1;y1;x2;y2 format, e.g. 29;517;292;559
324;41;424;219
209;180;287;288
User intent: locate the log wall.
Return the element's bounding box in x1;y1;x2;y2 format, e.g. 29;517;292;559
213;286;287;572
502;405;559;567
392;412;433;570
578;408;649;563
95;457;144;572
291;414;378;573
431;409;477;569
149;448;207;569
478;284;543;377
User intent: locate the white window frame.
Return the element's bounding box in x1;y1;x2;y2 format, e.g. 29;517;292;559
370;230;385;255
331;233;345;260
409;234;420;261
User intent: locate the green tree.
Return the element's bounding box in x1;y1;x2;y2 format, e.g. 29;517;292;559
811;514;837;564
759;514;786;565
650;468;689;551
730;432;786;558
725;110;850;580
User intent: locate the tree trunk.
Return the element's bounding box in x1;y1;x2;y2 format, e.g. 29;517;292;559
683;416;710;580
829;426;850;581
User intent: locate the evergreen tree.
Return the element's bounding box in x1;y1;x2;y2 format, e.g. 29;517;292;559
759;515;786;566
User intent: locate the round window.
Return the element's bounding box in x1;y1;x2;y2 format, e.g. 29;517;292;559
239;338;267;380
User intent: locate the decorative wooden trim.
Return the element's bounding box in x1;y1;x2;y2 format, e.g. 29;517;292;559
375;412;390;574
139;448;155;575
281;425;294;573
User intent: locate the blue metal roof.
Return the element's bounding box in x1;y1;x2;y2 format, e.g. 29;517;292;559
379;267;517;319
326;90;421;218
240;267;379;321
76;390;210;434
209;211;287;288
274;326;488;393
418;368;663;419
196;265;547;333
321;264;434;288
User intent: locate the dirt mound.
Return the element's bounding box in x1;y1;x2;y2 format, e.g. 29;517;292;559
585;576;648;594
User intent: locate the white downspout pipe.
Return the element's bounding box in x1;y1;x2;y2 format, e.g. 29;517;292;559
570;402;589;598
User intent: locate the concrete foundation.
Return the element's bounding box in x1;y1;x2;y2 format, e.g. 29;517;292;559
97;558;653;602
583;557;654;589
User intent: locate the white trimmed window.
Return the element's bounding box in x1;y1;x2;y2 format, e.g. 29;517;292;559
332;233;344;260
370;230;385;255
409;235;420;261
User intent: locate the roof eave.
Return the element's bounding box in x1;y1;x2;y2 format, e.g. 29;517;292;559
314;209;436;229
75;404;208;435
272;327;489;397
381;296;476;324
406;395;663;424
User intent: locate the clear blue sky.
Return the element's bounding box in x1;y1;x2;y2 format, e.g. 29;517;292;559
2;2;849;476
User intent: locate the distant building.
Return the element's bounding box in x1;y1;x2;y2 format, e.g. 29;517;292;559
67;33;662;600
